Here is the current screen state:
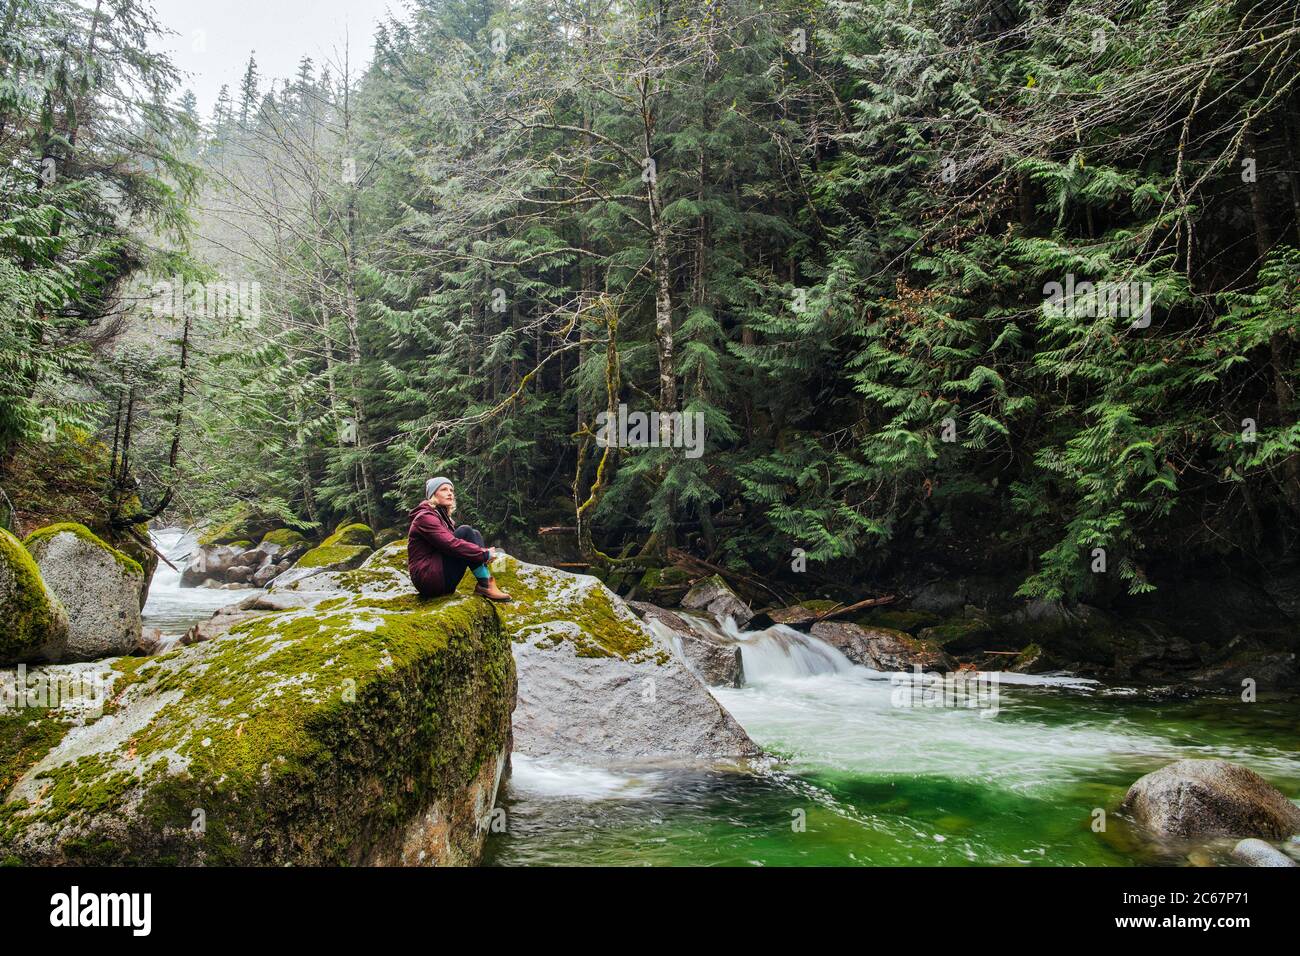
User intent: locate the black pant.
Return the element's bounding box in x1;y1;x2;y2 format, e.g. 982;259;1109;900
442;524;486;591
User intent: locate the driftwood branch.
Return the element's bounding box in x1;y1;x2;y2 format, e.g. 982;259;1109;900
123;524;179;573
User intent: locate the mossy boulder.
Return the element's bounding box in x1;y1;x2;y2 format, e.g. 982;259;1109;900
271;543;374;591
681;574;753;629
479;556;759;762
811;621;957;672
272;540;409;596
260;528;307;549
323;523;374;549
197;505;271;547
281;544;757;763
373;526;405;549
0;586;516;865
0;528;68;665
23;523;142;662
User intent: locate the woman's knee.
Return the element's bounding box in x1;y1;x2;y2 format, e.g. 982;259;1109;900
454;524;484;546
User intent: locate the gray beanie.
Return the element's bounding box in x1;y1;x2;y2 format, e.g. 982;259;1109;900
425;476;452;500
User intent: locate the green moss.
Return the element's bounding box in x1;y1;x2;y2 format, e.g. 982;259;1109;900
322;523;374;548
638;566;693;589
261;528;306;548
0;528;66;663
294;544;371;570
0;712;71;793
0;587;514;865
474;556;654;661
23;522;143;577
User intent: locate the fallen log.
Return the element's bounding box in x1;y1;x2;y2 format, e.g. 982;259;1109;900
124;524;179;573
666;547;792;606
754;594;897;630
809;594;896;623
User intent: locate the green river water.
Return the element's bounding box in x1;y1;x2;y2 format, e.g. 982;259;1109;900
482;668;1300;867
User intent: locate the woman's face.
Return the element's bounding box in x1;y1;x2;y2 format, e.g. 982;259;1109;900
432;483;455;509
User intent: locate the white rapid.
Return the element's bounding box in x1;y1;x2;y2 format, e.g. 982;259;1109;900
141;528;258;640
650;607;1300;795
655;610;858;680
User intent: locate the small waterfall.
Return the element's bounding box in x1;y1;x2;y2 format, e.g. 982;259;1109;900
142;528;257;639
655;610;856;682
735;624;857;680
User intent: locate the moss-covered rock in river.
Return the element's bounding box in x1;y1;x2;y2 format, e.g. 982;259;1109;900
0;528;68;665
260;528;307;549
284;545;757;763
0;587;516;865
23;523;143;662
483;556;759;762
322;523;374;549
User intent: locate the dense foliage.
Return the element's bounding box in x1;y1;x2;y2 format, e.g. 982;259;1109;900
3;0;1299;606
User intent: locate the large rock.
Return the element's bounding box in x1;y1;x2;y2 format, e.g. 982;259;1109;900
1121;759;1300;840
631;602;745;688
491;559;759;762
270;542;373;590
179;544;243;587
271;540;410;596
269;543;758;762
680;574;753;629
0;528;68;665
264;544;758;763
323;522;374;549
23;523;142;663
1231;838;1298;867
259;528;306;550
0;586;516;866
811;620;956;672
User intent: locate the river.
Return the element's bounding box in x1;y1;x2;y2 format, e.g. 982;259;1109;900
143;529;1300;867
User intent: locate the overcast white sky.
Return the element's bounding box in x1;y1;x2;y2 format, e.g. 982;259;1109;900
148;0;408;117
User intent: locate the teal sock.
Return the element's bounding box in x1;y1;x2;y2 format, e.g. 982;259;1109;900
472;564;491;582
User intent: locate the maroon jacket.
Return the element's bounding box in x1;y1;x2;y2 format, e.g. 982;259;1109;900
407;501;490;596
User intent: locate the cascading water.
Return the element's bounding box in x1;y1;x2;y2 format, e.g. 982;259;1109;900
141;528;259;643
647;609;856;681
489;602;1300;866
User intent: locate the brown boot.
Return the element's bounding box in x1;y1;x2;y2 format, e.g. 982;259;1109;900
475;576;513;602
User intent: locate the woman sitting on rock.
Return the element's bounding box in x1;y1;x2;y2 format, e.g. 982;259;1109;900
407;477;512;602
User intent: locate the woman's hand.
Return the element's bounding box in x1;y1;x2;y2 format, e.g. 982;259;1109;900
487;546;503;561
